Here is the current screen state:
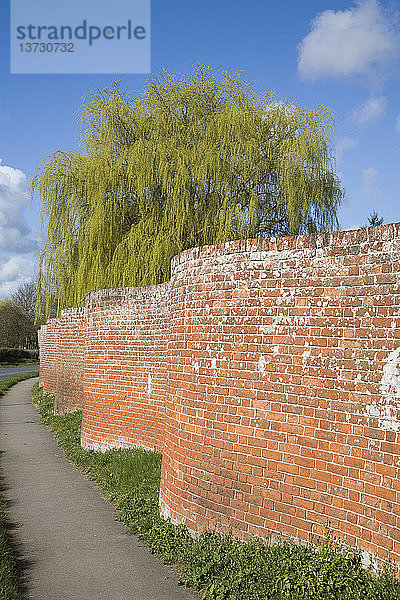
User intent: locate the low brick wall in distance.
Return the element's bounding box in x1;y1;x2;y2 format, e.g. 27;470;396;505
38;318;59;395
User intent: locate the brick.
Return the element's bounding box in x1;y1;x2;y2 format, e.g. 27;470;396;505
38;222;400;567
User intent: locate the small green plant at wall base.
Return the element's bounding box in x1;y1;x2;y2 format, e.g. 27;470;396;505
31;383;400;600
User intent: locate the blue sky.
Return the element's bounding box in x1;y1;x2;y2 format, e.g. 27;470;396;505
0;0;399;298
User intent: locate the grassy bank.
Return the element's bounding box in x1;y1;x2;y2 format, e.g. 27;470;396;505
0;372;39;397
0;360;39;368
0;371;39;600
31;383;400;600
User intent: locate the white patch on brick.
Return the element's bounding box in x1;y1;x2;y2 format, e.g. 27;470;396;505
365;348;400;431
361;549;379;571
147;373;152;396
159;497;172;520
260;324;274;334
82;437;142;452
211;357;217;370
257;355;267;376
193;361;199;373
274;315;291;326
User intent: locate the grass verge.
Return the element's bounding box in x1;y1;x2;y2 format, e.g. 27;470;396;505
31;382;400;600
0;361;39;368
1;371;38;600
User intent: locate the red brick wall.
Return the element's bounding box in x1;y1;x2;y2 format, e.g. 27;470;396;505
39;223;400;564
38;318;60;395
54;307;86;415
80;285;169;452
37;324;46;388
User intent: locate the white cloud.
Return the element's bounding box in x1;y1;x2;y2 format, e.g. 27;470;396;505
0;159;37;253
0;159;38;299
336;137;359;163
0;255;33;281
363;167;382;202
298;0;399;82
352;95;387;126
0;255;35;299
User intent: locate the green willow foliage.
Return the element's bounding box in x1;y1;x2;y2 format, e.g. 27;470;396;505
31;65;343;313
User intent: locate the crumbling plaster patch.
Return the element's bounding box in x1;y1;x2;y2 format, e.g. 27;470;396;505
366;348;400;431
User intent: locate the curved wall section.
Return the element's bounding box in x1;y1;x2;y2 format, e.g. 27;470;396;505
159;224;400;564
38;318;60;395
37;324;47;389
38;222;400;565
54;307;86;415
81;285;169;452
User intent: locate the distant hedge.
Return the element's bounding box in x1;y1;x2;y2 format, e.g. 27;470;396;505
0;348;39;364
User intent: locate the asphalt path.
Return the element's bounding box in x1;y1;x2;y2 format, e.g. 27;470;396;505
0;378;199;600
0;364;39;381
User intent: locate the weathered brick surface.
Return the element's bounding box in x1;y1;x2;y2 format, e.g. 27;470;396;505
54;307;86;415
38;318;60;394
81;285;169;452
38;223;400;564
37;325;46;388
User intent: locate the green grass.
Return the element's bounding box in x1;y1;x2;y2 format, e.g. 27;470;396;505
31;383;400;600
0;371;39;600
0;372;39;397
0;360;39;368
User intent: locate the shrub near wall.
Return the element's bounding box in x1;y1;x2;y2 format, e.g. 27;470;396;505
38;222;400;566
0;348;38;363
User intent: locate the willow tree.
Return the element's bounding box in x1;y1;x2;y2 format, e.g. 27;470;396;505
31;65;343;313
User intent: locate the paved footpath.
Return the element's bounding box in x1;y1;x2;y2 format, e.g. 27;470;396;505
0;379;199;600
